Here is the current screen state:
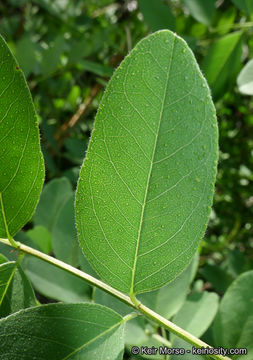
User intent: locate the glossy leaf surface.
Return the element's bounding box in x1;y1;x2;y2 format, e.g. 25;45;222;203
0;303;125;360
76;30;218;295
0;35;44;237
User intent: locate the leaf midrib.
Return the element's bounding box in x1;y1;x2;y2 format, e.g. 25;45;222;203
130;35;177;296
62;317;124;360
0;261;17;305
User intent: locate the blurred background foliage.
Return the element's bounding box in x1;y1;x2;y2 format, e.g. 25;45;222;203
0;0;253;355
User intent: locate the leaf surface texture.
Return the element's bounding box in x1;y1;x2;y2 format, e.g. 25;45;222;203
76;30;218;295
0;303;125;360
0;35;44;237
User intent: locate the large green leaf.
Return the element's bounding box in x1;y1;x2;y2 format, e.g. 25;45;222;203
76;30;218;296
201;31;242;100
237;59;253;95
213;270;253;359
0;35;45;238
138;0;175;31
0;303;125;360
0;261;36;318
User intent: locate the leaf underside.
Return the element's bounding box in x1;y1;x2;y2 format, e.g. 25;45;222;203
0;303;125;360
75;30;218;295
0;35;44;237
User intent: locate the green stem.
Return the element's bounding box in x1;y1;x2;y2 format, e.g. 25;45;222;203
161;327;170;360
210;21;253;33
152;333;172;348
0;237;231;360
123;312;138;323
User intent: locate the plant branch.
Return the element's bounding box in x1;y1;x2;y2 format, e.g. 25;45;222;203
0;237;231;360
55;83;101;141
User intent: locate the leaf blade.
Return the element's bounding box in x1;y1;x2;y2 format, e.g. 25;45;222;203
0;303;125;360
201;31;242;100
0;261;36;318
237;59;253;95
213;270;253;357
76;30;218;295
0;35;45;237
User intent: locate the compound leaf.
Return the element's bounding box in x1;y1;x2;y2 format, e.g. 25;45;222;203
0;35;44;238
76;30;218;296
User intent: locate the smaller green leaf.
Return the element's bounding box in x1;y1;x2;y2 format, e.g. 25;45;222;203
202;31;242;99
138;0;175;31
64;137;88;165
237;59;253;95
232;0;253;17
170;291;219;359
171;291;219;341
213;270;253;358
34;177;73;232
26;225;52;254
0;303;125;360
182;0;216;26
216;7;237;35
40;36;66;76
201;263;233;293
0;253;8;264
24;256;91;303
52;194;80;266
80;60;114;77
125;317;165;360
95;288;132;316
0;261;36;318
15;35;41;77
